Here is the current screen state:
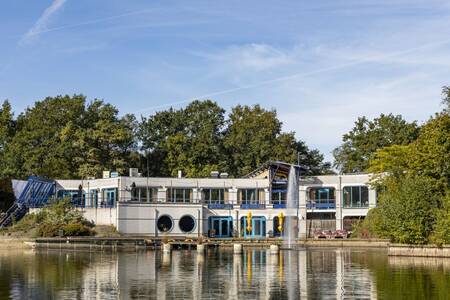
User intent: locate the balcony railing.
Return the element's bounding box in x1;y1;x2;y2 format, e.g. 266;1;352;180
240;203;266;209
307;200;336;209
207;203;234;209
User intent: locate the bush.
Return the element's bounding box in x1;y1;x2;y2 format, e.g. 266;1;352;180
37;222;65;237
62;223;93;236
362;175;442;244
8;198;95;237
431;194;450;247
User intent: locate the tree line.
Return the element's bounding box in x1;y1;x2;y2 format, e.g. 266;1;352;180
334;86;450;245
0;95;332;181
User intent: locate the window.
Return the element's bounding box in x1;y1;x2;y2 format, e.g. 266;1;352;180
157;215;173;232
271;189;286;205
166;188;192;203
102;188;117;207
238;189;264;204
343;186;369;208
57;190;85;206
88;190;98;207
307;187;336;208
202;188;226;204
132;187;158;202
179;215;196;233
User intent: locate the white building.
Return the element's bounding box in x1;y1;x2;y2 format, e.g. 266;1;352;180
53;161;376;239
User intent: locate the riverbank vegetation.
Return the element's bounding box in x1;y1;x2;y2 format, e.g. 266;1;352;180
345;87;450;245
2;199;94;237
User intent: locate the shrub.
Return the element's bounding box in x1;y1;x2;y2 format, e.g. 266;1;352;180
431;194;450;247
366;175;442;244
37;222;64;237
62;223;93;236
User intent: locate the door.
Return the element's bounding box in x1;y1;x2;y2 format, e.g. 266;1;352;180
209;216;233;238
241;216;266;238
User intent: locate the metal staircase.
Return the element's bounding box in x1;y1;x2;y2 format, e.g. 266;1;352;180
0;176;54;228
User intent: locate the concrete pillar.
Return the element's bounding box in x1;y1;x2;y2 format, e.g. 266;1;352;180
197;244;205;253
369;188;377;209
335;185;343;231
264;188;270;206
192;188;200;204
162;243;171;253
229;188;238;205
298;186;307;239
270;244;279;254
157;187;167;203
233;244;242;254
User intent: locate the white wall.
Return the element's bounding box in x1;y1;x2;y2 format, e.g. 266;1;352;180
80;207;117;226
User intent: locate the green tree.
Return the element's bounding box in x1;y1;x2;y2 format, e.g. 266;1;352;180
0;100;15;176
333;114;419;173
442;86;450;113
4;95;85;179
75;100;138;178
408;112;450;187
223;105;286;176
363;175;441;244
139;100;226;177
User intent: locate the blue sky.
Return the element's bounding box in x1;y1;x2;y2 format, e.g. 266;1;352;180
1;1;450;162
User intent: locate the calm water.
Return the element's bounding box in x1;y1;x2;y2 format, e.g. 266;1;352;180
0;247;449;299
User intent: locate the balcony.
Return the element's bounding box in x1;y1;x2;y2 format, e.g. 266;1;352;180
207;203;234;209
240;203;266;209
307;200;336;210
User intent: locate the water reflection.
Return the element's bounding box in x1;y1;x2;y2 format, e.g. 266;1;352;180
1;248;449;299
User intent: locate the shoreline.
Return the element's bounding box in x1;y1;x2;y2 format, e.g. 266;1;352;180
2;236;449;258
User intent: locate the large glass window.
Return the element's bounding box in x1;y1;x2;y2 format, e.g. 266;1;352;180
238;189;264;204
166;188;192;203
271;189;286;205
202;188;226;204
102;188;117;207
343;186;369;208
132;187;158;202
88;190;98;207
307;187;336;209
57;190;85;206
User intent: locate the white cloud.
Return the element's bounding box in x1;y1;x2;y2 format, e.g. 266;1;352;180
20;0;67;45
198;43;296;71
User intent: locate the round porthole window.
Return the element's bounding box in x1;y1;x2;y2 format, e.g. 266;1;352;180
157;215;173;232
179;215;196;233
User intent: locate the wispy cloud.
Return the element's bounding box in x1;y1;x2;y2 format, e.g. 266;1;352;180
20;0;67;45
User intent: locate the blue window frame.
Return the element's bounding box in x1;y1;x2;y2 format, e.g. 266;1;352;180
208;216;233;238
307;187;336;209
57;190;85;207
102;188;117;207
240;216;266;238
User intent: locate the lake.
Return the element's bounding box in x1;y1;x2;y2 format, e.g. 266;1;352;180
0;247;449;299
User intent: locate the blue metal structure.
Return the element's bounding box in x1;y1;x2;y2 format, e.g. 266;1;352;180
0;176;54;228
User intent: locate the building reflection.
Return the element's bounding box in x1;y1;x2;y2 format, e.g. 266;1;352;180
1;248;384;299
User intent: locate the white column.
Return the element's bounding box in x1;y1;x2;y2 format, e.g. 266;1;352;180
229;187;238;205
157;187;167;203
335;184;343;231
264;188;270;206
299;186;307;239
192;188;199;203
369;188;377;209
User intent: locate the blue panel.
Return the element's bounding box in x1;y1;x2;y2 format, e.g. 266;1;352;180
240;204;266;209
273;204;286;209
207;204;234;209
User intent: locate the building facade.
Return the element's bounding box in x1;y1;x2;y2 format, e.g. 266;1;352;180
53;162;376;239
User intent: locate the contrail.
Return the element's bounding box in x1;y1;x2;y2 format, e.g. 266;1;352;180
133;37;450;114
21;8;156;38
20;0;67;45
